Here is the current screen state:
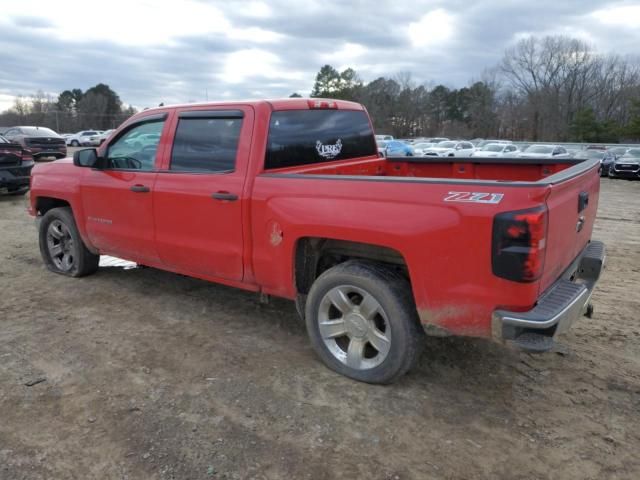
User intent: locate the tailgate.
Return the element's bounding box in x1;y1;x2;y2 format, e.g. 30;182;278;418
539;162;600;293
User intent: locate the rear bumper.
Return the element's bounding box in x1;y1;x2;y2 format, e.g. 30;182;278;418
493;240;605;352
26;147;67;159
0;162;33;193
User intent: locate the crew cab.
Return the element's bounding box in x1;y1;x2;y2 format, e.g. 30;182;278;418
28;99;605;384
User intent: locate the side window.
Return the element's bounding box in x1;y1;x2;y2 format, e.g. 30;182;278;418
170;115;243;172
106;120;164;170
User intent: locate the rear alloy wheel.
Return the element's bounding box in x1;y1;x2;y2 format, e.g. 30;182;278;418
305;261;424;384
318;285;392;370
70;140;79;147
39;207;99;277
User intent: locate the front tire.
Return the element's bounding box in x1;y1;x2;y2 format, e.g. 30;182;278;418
70;140;79;147
39;207;99;277
305;261;425;384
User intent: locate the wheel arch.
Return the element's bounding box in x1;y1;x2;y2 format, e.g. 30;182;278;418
294;237;411;296
34;196;97;254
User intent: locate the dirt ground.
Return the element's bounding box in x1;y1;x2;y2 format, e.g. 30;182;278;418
1;178;639;480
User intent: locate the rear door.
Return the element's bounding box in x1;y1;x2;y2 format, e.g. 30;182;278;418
539;163;600;292
152;106;253;281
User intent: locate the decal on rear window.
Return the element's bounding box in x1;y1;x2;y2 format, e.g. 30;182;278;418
316;139;342;159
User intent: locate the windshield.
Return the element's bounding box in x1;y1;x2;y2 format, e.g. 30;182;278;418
482;144;505;152
525;145;554;154
622;148;640;158
21;127;58;137
576;150;604;160
608;147;627;155
436;141;456;149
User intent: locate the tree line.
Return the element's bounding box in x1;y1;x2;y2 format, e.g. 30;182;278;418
0;84;136;133
303;35;640;142
2;35;639;142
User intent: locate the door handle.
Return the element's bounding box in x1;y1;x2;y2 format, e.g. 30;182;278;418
211;192;238;201
130;184;150;193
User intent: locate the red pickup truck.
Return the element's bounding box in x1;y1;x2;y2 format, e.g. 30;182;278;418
28;99;605;383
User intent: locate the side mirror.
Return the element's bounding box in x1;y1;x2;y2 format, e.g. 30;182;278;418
73;148;101;168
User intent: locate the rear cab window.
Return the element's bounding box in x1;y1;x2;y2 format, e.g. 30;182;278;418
265;109;377;170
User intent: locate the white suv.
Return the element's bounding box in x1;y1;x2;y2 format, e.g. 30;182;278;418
66;130;101;147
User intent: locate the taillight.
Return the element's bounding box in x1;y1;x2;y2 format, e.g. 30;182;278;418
492;206;548;282
21;149;34;163
307;99;338;109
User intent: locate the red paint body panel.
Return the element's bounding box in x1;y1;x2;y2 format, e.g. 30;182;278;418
28;99;601;339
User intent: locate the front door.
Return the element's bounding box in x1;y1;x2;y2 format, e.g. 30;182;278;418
80;114;169;264
152;107;253;281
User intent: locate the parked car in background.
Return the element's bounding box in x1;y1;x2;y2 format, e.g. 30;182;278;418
375;134;394;142
384;140;414;156
0;134;34;195
412;142;436;156
474;139;512;150
573;149;615;176
607;146;628;158
426;137;449;144
518;145;571;159
88;129;114;146
585;144;607;151
66;130;101;147
123;132;161;149
423;140;475;157
2;126;67;159
609;148;640;179
376;140;387;156
470;143;519;158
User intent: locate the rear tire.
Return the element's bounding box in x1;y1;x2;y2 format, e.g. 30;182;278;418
70;140;79;147
305;260;425;384
39;207;99;277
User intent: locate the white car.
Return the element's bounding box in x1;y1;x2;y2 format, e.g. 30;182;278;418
88;129;114;146
471;143;520;158
66;130;101;147
375;134;394;142
518;145;571;159
412;142;436;156
474;139;512;150
423;140;475;157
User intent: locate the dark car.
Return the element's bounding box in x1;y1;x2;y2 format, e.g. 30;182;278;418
2;126;67;160
609;148;640;179
0;134;34;195
573;149;615;176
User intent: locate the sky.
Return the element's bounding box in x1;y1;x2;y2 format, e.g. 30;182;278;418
1;0;639;111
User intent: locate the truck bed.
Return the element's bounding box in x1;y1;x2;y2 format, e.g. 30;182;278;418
272;156;589;184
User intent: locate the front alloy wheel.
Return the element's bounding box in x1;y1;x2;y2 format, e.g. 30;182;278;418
46;219;75;272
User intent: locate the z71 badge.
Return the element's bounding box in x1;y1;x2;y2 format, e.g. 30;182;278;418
444;192;504;204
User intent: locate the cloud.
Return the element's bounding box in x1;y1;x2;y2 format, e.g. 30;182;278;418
0;0;638;112
408;9;455;48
